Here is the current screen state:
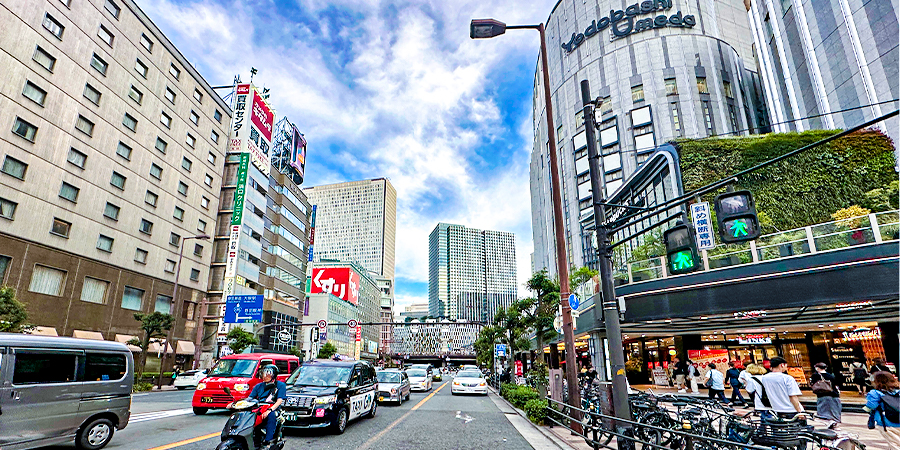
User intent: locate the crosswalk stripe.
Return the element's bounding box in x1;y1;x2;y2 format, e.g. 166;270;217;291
131;408;195;423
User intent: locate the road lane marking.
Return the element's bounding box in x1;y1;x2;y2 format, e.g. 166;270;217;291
145;432;220;450
131;408;195;423
358;381;448;450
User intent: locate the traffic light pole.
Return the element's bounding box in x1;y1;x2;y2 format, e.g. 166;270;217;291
580;80;633;439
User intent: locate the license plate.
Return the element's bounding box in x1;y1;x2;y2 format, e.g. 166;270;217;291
282;412;297;421
201;397;213;403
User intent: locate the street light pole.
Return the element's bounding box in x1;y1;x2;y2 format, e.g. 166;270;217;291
470;19;581;429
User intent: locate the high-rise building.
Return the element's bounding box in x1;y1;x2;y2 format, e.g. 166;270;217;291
428;223;517;322
399;302;430;321
305;261;380;360
376;276;394;356
0;0;229;367
303;178;397;279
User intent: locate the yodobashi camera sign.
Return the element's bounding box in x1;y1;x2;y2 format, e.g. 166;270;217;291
561;0;696;53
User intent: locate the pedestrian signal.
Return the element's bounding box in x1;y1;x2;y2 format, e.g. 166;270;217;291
663;224;701;275
714;190;761;243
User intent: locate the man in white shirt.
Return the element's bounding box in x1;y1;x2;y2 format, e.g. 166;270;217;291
745;357;805;419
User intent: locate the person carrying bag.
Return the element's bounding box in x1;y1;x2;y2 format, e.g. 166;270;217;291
810;363;841;429
865;371;900;447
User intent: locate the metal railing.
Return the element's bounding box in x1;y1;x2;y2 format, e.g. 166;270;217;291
618;210;899;285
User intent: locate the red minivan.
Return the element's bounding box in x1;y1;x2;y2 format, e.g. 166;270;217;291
191;353;300;415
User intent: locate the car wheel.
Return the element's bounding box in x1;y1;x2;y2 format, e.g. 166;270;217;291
76;417;115;450
193;407;208;415
366;399;377;418
331;408;348;434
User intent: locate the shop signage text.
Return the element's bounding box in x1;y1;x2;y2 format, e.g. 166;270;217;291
733;310;767;319
561;0;696;53
842;327;881;341
738;335;772;345
834;301;873;312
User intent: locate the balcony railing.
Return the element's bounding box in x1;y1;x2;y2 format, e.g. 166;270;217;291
617;210;899;285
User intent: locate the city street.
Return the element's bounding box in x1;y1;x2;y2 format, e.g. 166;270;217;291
42;378;538;450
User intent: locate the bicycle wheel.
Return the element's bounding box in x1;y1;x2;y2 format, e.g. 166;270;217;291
635;411;677;446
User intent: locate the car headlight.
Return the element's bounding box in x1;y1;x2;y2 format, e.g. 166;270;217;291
315;395;337;404
234;384;250;392
196;383;206;390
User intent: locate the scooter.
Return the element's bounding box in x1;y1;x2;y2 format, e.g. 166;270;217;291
215;387;285;450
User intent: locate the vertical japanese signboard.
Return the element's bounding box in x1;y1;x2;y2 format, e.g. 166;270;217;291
354;326;362;360
230;83;273;176
219;153;250;336
308;205;317;262
690;202;715;250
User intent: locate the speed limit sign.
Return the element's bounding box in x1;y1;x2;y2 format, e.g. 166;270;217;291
317;319;327;330
347;319;358;329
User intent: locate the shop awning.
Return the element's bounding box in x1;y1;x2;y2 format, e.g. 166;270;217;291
31;326;58;336
73;330;105;340
176;341;195;355
148;341;174;354
114;334;142;352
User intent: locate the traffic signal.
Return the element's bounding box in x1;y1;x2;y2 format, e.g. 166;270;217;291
714;190;761;243
664;223;701;275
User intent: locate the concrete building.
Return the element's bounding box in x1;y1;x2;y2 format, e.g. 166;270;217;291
530;0;769;275
391;320;481;358
428;223;517;322
399;302;430;321
376;276;394;356
745;0;899;145
0;0;230;367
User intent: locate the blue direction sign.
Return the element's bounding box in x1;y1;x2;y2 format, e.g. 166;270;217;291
224;295;263;324
495;344;507;358
569;294;580;311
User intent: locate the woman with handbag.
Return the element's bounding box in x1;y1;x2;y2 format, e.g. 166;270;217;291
810;362;841;429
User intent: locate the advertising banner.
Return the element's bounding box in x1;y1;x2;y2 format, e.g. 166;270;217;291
290;124;307;182
687;349;729;379
354;326;362;360
310;267;360;304
251;90;274;142
230;83;272;176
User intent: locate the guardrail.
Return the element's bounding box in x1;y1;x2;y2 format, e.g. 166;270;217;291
616;210;899;285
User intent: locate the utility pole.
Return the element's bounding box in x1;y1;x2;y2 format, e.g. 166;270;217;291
580;80;633;438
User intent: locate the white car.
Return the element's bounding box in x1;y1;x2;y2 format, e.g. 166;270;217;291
451;369;488;395
173;369;208;390
407;369;432;391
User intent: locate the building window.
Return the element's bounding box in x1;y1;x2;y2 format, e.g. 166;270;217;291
214;109;222;123
121;286;144;310
0;197;18;220
33;46;56;72
104;0;120;18
169;233;180;247
665;78;678;95
160;111;172;128
155;294;172;313
97;25;114;47
671;103;681;135
193;89;203;103
182;157;192;171
139;218;153;234
169;64;181;79
201;196;210;209
210;131;219;144
189;268;200;281
134;248;148;264
165;88;177;105
177;181;188;196
83;83;101;105
75;115;94;136
186;133;196;148
164;259;176;273
103;202;119;220
116;141;132;160
193;243;203;256
50;217;71;237
110;171;126;190
42;13;65;39
150;163;163;179
697;76;709;94
189;110;199;125
59;182;79;203
29;265;66;296
155;137;168;154
135;59;148;78
599;96;612;115
81;277;108;304
729;105;739;134
173;206;184;221
702;101;714;135
723;80;734;98
67;148;87;169
144;190;158;207
12;118;38;142
204;174;213;186
96;234;114;252
140;33;153;52
128;85;143;104
122;113;137;131
631;84;644;102
197;219;206;232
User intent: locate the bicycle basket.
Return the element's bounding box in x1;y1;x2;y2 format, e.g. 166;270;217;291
751;420;805;447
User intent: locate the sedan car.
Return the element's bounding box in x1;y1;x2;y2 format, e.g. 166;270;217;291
376;369;410;404
173;369;208;390
451;369;488;395
407;369;432;391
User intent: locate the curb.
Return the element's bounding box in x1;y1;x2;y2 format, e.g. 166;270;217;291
487;385;575;450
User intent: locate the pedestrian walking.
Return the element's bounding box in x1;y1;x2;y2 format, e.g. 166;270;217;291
851;360;869;394
810;362;842;429
865;371;900;447
746;357;805;420
704;363;728;403
871;358;892;377
725;361;747;406
672;356;688;393
688;360;701;394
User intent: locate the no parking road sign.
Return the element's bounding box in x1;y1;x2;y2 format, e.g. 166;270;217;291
317;319;328;330
347;319;358;329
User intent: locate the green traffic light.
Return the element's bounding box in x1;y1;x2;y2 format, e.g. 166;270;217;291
730;220;749;237
671;251;695;271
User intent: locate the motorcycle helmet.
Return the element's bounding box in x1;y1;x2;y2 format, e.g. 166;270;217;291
260;364;279;382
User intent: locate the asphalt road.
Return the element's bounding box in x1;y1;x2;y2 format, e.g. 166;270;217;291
42;377;534;450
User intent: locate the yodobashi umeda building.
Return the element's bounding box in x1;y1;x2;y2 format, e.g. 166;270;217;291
530;0;770;276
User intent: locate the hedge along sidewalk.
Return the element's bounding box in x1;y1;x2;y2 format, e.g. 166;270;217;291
486;384;578;450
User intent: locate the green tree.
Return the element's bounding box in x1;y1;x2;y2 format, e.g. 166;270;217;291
493;301;531;372
0;287;34;333
569;266;597;295
226;327;259;355
861;180;899;212
474;325;501;368
519;271;560;370
317;342;338;359
129;312;174;379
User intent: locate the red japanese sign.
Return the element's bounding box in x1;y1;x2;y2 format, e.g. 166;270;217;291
310;267;359;305
251;91;274;142
236;84;250;95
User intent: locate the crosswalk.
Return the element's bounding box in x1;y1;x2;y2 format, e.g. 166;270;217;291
130;408;196;424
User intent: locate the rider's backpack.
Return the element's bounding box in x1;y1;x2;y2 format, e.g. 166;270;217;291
879;390;900;425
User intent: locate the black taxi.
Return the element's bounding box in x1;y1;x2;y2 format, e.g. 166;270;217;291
281;359;378;434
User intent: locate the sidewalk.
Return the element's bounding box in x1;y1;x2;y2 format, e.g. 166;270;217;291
632;384;868;411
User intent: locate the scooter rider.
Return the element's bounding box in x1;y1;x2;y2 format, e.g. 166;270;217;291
230;364;286;447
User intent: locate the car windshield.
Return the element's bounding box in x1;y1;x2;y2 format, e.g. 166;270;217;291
287;365;351;387
457;370;482;378
377;372;401;383
209;359;257;378
407;369;426;377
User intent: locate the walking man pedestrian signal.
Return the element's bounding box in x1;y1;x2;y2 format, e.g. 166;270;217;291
714;190;761;243
664;223;701;275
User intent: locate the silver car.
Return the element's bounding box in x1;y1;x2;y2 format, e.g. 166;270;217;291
407;369;432;391
375;370;410;404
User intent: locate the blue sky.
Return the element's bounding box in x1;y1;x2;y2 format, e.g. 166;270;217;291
141;0;557;311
